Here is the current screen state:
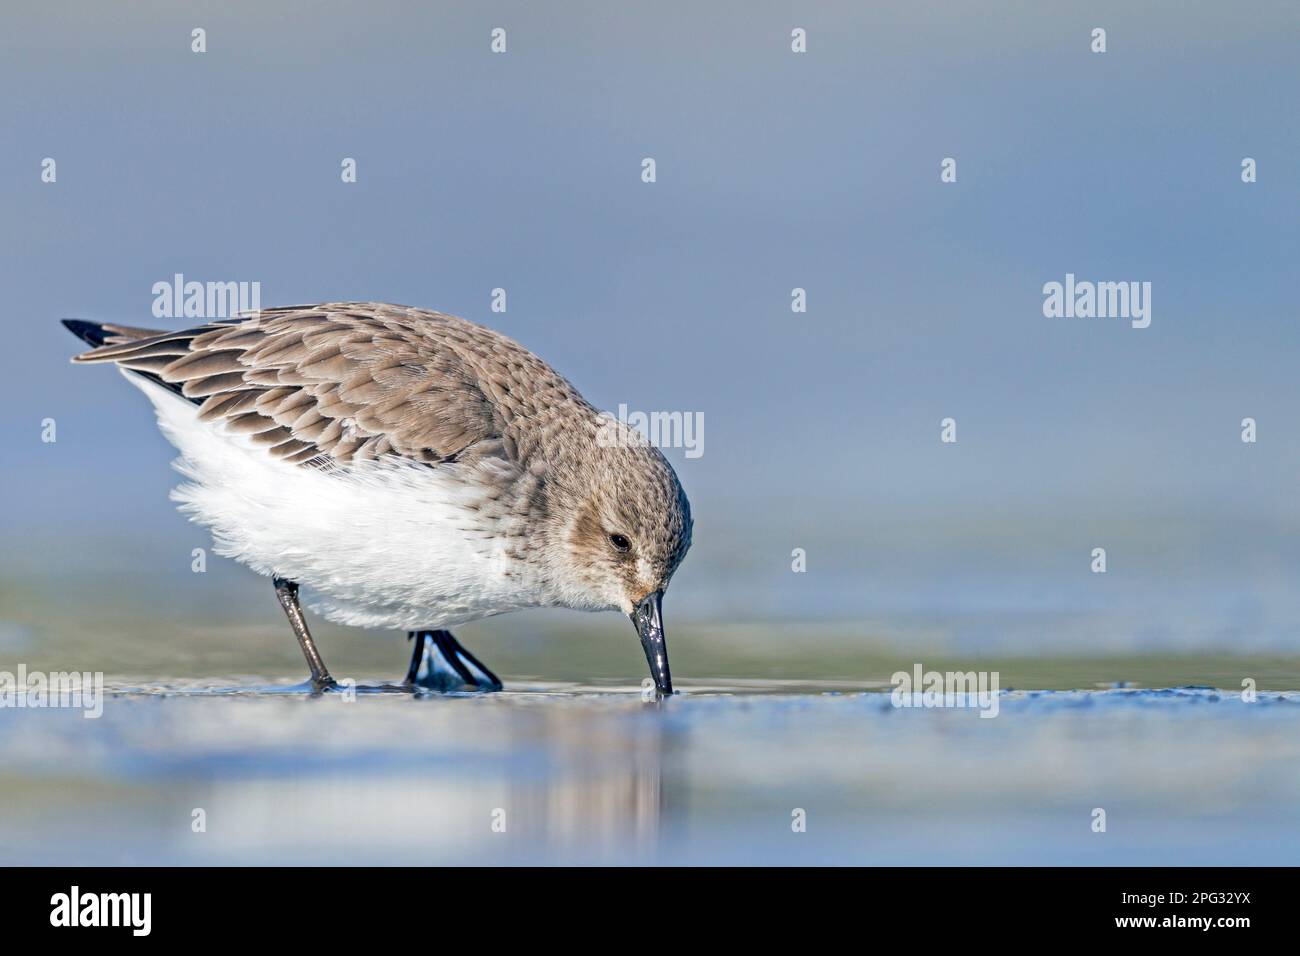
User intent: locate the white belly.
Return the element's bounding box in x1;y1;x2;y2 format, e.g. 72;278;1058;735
128;371;544;630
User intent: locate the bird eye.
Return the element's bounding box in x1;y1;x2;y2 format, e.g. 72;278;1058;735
609;533;632;553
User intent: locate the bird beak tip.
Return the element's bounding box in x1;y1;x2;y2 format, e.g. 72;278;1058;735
631;590;673;697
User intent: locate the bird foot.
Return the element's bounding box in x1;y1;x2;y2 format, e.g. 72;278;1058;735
296;675;340;695
408;630;503;693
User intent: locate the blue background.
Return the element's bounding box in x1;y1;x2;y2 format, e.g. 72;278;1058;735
4;1;1300;653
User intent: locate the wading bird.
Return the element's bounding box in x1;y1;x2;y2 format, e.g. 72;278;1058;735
63;303;691;696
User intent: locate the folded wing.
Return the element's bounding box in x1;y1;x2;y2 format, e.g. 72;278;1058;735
69;302;561;468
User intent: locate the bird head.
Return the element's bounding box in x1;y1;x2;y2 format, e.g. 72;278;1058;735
543;414;692;696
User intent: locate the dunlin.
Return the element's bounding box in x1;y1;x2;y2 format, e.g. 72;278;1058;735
63;303;692;695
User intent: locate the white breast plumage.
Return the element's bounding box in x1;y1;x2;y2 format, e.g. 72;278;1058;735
130;370;545;630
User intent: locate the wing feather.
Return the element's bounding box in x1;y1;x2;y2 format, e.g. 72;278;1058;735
69;302;595;469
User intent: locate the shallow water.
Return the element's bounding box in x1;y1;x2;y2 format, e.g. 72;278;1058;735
2;678;1297;865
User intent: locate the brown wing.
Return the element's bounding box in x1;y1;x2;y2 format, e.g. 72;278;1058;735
71;302;586;467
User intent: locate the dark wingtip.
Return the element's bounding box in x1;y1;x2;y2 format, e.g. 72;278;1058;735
61;318;109;348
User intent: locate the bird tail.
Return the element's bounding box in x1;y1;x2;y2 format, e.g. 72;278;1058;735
61;318;167;361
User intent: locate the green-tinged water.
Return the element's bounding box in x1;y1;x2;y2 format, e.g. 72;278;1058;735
6;575;1300;690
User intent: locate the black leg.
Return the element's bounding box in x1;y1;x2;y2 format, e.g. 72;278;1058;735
273;576;335;690
403;630;426;686
436;631;503;690
408;629;503;692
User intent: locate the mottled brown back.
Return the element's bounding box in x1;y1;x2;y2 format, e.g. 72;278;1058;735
71;302;596;467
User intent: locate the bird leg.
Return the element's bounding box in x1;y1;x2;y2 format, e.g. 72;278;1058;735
273;576;336;690
403;629;427;686
406;629;502;692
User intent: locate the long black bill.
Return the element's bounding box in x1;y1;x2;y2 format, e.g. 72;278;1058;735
631;590;673;697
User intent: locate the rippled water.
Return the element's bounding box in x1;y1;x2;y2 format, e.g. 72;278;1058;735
2;679;1297;865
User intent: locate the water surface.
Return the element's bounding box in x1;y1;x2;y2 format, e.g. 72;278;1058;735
3;677;1296;865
